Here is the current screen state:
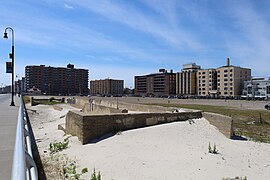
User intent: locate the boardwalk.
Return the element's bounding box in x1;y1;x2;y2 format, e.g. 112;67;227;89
0;94;19;180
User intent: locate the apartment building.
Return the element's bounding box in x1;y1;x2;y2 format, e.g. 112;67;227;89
176;63;200;96
197;69;217;97
25;64;89;95
242;78;270;99
217;58;251;97
134;69;176;97
90;78;124;96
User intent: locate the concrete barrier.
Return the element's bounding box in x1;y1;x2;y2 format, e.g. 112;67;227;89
65;97;233;144
82;103;127;114
66;111;202;144
202;112;233;138
73;97;183;113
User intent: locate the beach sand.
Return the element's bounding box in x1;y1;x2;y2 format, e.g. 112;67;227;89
28;104;270;180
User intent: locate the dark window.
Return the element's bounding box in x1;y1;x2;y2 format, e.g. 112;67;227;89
267;86;270;94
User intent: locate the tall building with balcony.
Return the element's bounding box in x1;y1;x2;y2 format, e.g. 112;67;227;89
197;69;217;97
25;64;89;95
176;63;201;96
90;79;124;96
217;58;251;97
134;69;176;97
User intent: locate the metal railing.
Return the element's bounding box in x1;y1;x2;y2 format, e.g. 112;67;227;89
11;97;38;180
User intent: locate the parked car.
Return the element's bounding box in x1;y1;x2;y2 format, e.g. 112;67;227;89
265;103;270;110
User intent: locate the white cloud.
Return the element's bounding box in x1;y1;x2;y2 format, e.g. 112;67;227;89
68;0;203;51
64;3;74;9
224;1;270;77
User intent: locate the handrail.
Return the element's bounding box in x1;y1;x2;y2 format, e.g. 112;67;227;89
11;97;38;180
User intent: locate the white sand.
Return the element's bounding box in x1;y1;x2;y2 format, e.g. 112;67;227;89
28;104;270;180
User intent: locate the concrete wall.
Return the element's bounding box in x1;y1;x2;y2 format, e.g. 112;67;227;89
82;103;127;114
202;112;233;138
66;111;202;144
72;97;177;112
93;99;171;112
66;97;233;143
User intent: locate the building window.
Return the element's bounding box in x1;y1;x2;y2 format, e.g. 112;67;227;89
267;86;270;94
202;72;206;74
230;69;233;72
224;70;228;73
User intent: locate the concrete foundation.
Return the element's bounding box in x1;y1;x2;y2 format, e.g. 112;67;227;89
66;111;202;144
202;112;233;138
63;97;233;144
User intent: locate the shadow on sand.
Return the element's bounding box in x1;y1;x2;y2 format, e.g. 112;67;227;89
88;133;116;144
231;135;248;141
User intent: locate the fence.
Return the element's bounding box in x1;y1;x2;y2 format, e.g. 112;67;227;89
11;97;38;180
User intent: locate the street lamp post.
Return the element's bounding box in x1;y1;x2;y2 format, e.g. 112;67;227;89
3;27;15;106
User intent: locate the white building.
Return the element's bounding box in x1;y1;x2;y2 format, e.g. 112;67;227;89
242;78;270;99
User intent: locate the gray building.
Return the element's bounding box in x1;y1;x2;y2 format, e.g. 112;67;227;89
242;78;270;99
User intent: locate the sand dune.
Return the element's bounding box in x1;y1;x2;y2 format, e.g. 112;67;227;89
28;104;270;180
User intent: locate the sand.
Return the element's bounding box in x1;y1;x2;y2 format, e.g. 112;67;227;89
28;104;270;180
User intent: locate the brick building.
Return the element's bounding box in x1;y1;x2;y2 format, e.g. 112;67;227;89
197;68;217;97
134;69;176;97
90;78;124;96
25;64;89;95
216;58;251;97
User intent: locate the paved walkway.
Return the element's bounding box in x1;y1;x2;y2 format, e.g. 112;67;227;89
0;94;20;180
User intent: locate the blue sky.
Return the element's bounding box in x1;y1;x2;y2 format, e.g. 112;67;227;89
1;0;270;88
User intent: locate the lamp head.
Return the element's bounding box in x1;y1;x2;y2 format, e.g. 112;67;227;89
3;32;8;39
